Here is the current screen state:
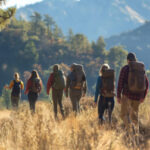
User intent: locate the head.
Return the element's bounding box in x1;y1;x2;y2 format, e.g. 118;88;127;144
127;52;136;64
99;64;110;75
53;64;59;73
14;72;20;80
70;63;77;72
30;70;39;79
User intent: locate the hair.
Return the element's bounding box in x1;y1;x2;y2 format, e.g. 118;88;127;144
53;64;60;72
14;72;20;80
30;70;40;80
99;64;110;75
127;52;136;61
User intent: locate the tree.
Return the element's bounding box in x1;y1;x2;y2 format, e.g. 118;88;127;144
53;24;64;40
92;36;106;63
107;46;128;80
70;34;92;55
44;14;55;31
21;41;39;68
67;28;74;42
30;12;46;36
0;0;16;30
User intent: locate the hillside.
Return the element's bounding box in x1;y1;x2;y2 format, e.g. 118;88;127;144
0;17;128;94
105;21;150;68
0;97;150;150
16;0;150;40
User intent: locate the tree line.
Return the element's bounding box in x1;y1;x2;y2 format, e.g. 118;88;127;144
0;11;130;97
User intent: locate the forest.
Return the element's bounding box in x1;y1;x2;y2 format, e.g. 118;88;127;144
0;12;129;97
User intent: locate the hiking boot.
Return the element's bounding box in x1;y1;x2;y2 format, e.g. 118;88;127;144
54;114;58;121
99;117;105;125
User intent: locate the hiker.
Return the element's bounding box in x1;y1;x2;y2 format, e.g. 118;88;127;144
94;64;115;124
25;70;42;112
47;64;66;119
4;72;24;109
117;52;149;133
65;63;87;113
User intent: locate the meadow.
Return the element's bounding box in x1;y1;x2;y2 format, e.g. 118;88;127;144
0;97;149;150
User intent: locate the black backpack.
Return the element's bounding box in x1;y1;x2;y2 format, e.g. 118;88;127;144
11;80;21;97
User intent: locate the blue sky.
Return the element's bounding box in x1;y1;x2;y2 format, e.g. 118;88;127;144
2;0;43;8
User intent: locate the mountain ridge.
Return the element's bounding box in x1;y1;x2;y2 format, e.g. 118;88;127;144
16;0;150;40
105;21;150;68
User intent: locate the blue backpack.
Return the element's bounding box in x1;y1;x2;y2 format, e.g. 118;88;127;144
11;80;21;97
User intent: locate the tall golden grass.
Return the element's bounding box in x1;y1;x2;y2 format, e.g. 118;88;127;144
0;97;150;150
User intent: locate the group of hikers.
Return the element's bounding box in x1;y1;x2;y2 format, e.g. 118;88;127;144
4;52;149;135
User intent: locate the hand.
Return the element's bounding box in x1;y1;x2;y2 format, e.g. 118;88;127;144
140;99;144;103
4;85;8;89
82;93;86;97
94;102;97;107
117;98;121;104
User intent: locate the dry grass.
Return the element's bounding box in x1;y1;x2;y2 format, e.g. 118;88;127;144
0;97;150;150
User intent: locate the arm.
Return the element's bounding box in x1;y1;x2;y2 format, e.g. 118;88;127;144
5;80;14;89
46;74;53;95
20;81;24;90
94;76;102;103
117;67;126;100
65;75;70;97
142;76;149;101
39;79;43;93
82;74;87;95
25;80;31;95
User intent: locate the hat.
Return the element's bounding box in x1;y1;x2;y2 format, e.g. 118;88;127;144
127;52;136;61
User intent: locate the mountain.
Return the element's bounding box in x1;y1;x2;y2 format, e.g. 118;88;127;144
16;0;150;40
105;21;150;68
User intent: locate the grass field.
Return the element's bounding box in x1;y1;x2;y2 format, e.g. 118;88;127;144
0;97;150;150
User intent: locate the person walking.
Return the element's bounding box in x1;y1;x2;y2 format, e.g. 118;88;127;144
25;70;42;112
65;63;87;113
117;52;149;134
5;72;24;109
94;64;115;124
47;64;66;119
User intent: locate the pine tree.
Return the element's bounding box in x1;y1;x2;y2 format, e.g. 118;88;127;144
0;0;16;30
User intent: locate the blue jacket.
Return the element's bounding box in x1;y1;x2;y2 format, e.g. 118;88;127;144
94;76;102;103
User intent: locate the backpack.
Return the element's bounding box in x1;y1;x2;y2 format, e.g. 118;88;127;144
31;78;41;93
52;70;66;90
71;64;85;90
11;80;21;97
101;69;115;97
128;61;146;93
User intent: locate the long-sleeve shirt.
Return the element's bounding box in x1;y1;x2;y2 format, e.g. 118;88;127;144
117;65;149;101
47;73;54;95
94;76;102;103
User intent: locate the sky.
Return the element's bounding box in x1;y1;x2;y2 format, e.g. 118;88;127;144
2;0;43;8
